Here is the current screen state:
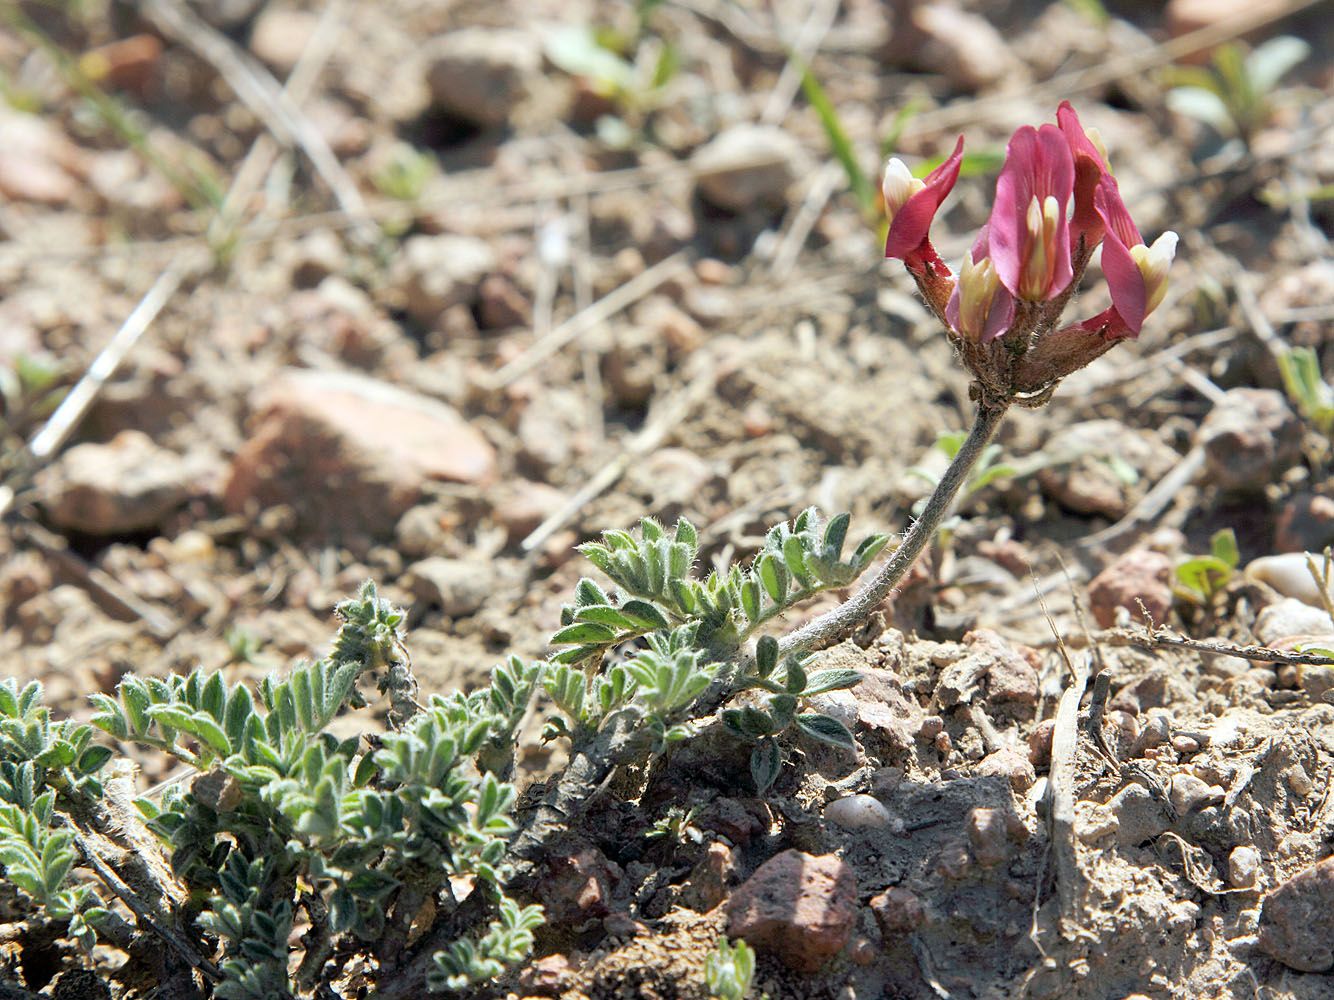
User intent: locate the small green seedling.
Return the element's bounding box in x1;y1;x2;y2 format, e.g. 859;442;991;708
1175;528;1240;604
1165;36;1309;148
544;6;679;147
1278;346;1334;438
706;937;757;1000
370;143;436;202
643;804;703;844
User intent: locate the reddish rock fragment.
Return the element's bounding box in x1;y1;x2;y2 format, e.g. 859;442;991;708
870;886;925;939
966;629;1039;708
976;746;1036;793
517;954;573;996
534;844;623;926
1087;549;1173;629
1258;855;1334;971
726;850;856;973
224;369;495;538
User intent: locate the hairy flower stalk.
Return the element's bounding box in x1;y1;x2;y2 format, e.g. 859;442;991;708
786;103;1177;653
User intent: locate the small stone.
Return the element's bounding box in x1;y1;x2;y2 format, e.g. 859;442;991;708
1028;719;1055;768
1286;764;1314;798
81;34;163;97
288;230;345;289
935;839;970;880
40;430;208;535
966;629;1039;708
975;746;1035;792
517;953;572;996
1274;493;1334;554
1254;597;1334;645
881;0;1020;90
424;28;540;128
1228;846;1260;889
1246;552;1334;609
224;369;496;538
477;273;531;330
1258;855;1334;971
1128;710;1172;757
698;797;765;847
966;807;1015;868
390;234;496;326
918;715;945;740
1078;804;1119;843
1169;772;1223;814
1197;388;1302;494
1109;783;1170;846
0;107;85;207
691;124;805;212
679;842;737;913
869;886;925;939
249;5;319;74
535;843;623;925
1087;549;1173;629
1038;420;1180;519
492;481;567;546
405;558;494;619
633;296;704;358
726;850;857;973
1172;735;1202;755
824;794;893;831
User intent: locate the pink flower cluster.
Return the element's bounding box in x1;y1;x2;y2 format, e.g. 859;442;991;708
881;103;1177;402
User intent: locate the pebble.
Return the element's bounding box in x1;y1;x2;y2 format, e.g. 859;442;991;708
1274;493;1334;554
691;124;805;212
1285;764;1314;798
405;558;495;619
1087;549;1173;629
966;629;1039;709
1168;773;1224;814
1228;846;1260;889
248;6;319;74
1078;804;1119;843
883;1;1022;91
1128;711;1172;757
389;234;496;326
1027;719;1055;768
39;430;210;535
1109;783;1170;846
0;107;86;207
424;28;540;129
966;807;1022;868
824;794;893;831
1246;555;1334;611
492;480;567;546
726;850;857;973
1258;855;1334;971
1037;420;1179;520
869;886;925;939
477;273;531;330
1197;388;1302;494
975;746;1036;793
688;843;742;913
533;843;622;924
224;369;496;538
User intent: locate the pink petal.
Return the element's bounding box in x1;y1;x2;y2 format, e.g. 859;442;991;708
1058;101;1108;249
1094;181;1146;335
1079;306;1136;340
884;136;965;260
979;287;1016;343
989;125;1074;301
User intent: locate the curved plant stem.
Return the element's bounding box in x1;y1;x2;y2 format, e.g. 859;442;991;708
778;400;1010;655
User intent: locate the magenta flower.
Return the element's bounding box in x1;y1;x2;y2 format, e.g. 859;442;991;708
882;135;965;275
945;226;1014;343
1057;100;1113;253
988;125;1074;302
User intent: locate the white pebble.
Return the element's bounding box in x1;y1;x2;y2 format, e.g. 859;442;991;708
824;794;894;831
1228;845;1260;888
1246;555;1334;612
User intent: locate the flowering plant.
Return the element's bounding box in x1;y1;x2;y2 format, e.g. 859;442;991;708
882;102;1177;408
781;103;1177;654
